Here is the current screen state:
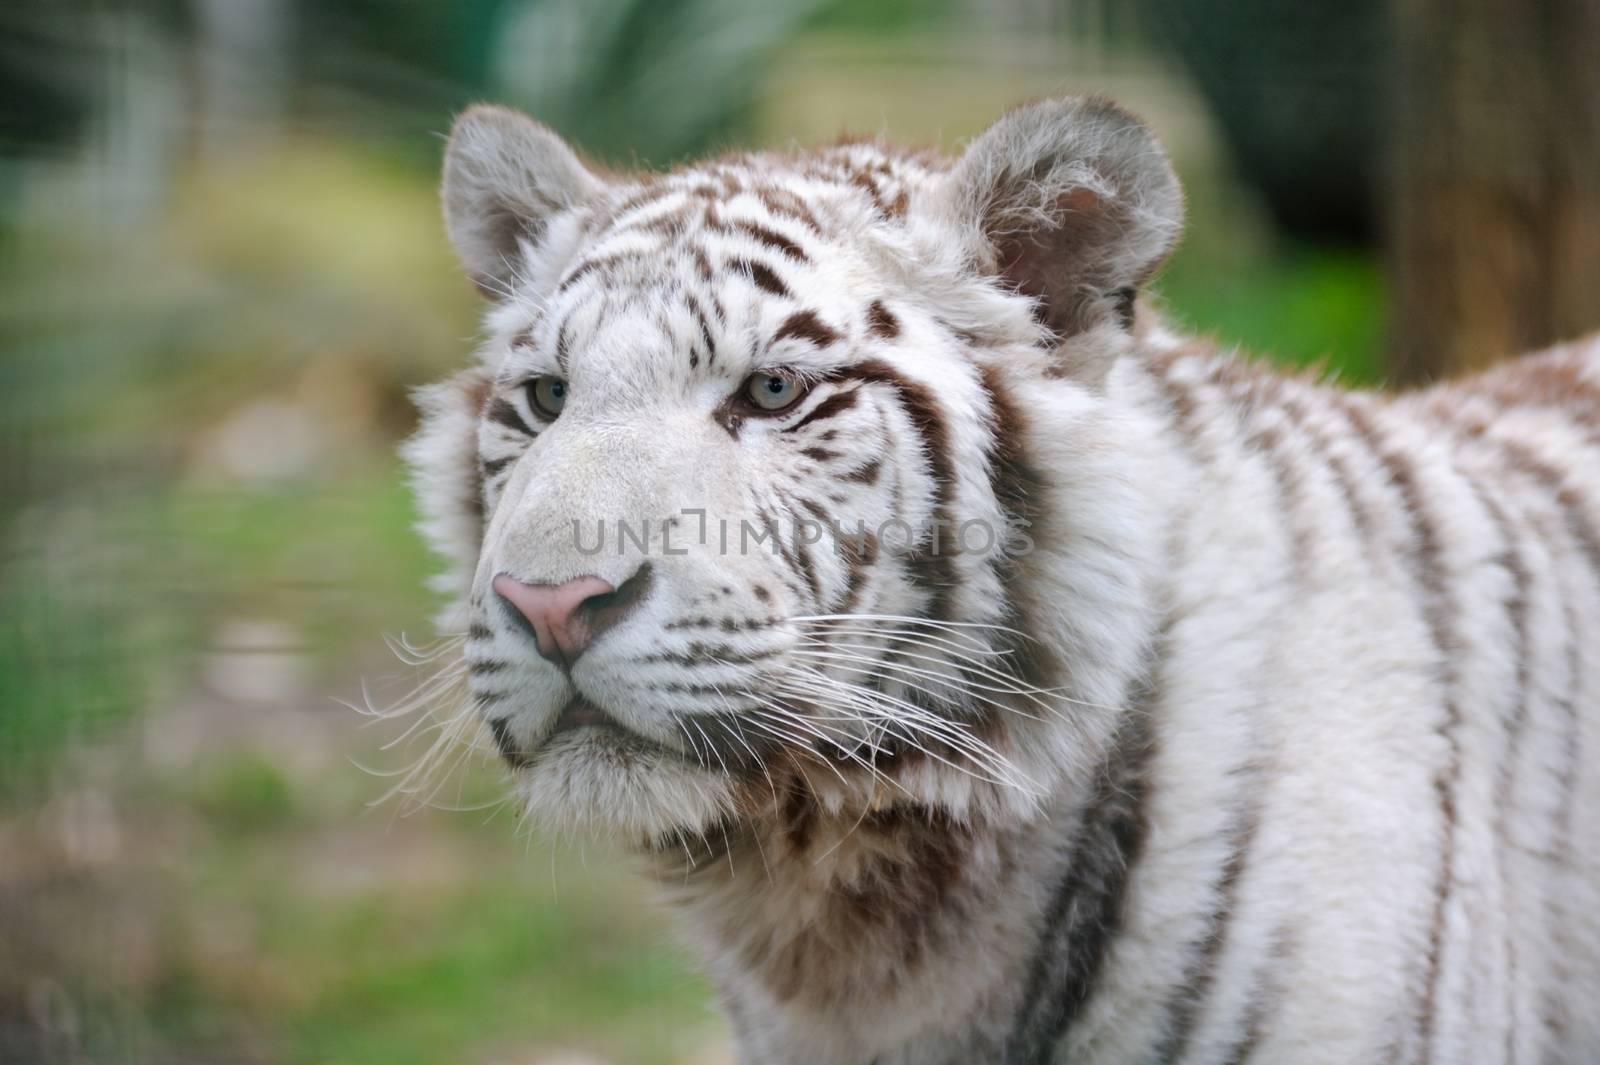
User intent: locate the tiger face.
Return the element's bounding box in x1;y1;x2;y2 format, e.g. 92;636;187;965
406;97;1183;842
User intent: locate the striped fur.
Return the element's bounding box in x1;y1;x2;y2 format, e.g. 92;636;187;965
402;97;1600;1063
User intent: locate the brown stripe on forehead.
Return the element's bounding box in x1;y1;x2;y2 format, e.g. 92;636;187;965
609;181;672;219
688;243;715;283
637;206;691;237
850;169;888;213
866;299;900;339
756;185;824;234
685;291;718;363
773;309;841;348
512;319;540;349
555;322;571;372
558;252;643;292
727;257;791;299
729;219;810;263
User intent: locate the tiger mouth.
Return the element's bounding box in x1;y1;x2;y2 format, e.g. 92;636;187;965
492;696;731;774
552;695;624;736
546;696;684;761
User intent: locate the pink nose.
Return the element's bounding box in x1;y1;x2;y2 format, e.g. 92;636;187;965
492;567;652;666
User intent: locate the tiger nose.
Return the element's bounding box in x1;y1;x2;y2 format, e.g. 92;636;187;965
491;565;652;666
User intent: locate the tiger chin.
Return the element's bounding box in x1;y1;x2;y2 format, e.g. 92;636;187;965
401;95;1600;1063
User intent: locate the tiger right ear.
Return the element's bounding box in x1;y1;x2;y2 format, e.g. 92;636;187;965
940;96;1184;339
441;105;604;298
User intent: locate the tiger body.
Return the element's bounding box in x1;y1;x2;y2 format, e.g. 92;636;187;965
407;97;1600;1063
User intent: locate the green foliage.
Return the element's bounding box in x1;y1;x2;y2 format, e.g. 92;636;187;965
489;0;830;165
1157;245;1388;386
279;887;713;1065
0;557;149;799
187;756;298;832
809;0;953;33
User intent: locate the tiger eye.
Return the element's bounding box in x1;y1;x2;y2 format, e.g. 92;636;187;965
746;373;801;411
528;376;568;417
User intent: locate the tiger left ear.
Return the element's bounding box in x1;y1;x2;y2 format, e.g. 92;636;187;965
940;96;1184;338
442;105;605;299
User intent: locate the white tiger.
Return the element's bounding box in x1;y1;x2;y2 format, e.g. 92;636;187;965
402;95;1600;1064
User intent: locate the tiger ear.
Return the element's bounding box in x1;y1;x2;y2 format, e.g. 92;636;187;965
442;105;605;298
941;96;1184;338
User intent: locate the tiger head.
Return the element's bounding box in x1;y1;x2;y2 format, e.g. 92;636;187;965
405;96;1183;845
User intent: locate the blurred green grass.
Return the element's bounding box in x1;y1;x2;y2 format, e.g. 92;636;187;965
146;759;717;1065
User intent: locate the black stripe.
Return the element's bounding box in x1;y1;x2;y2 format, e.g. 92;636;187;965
774;488;823;606
1215;924;1295;1065
1452;428;1598;1054
794;495;829;522
1230;374;1315;577
838;359;958;617
1538;597;1583;1049
1274;388;1383;565
1154;769;1264;1063
481;455;515;478
977;363;1038;533
676;710;783;775
1146;352;1212;459
641;644;782;666
1004;703;1154;1064
1338;397;1463;1065
486;397;535;437
786;387;860;432
1473;485;1529;1065
844;457;881;485
976;362;1056;690
486;716;529;768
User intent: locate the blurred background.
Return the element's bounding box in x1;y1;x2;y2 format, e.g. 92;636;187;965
1;1;1595;1062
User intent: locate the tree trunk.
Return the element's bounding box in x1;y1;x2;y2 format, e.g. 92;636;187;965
1388;0;1600;383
